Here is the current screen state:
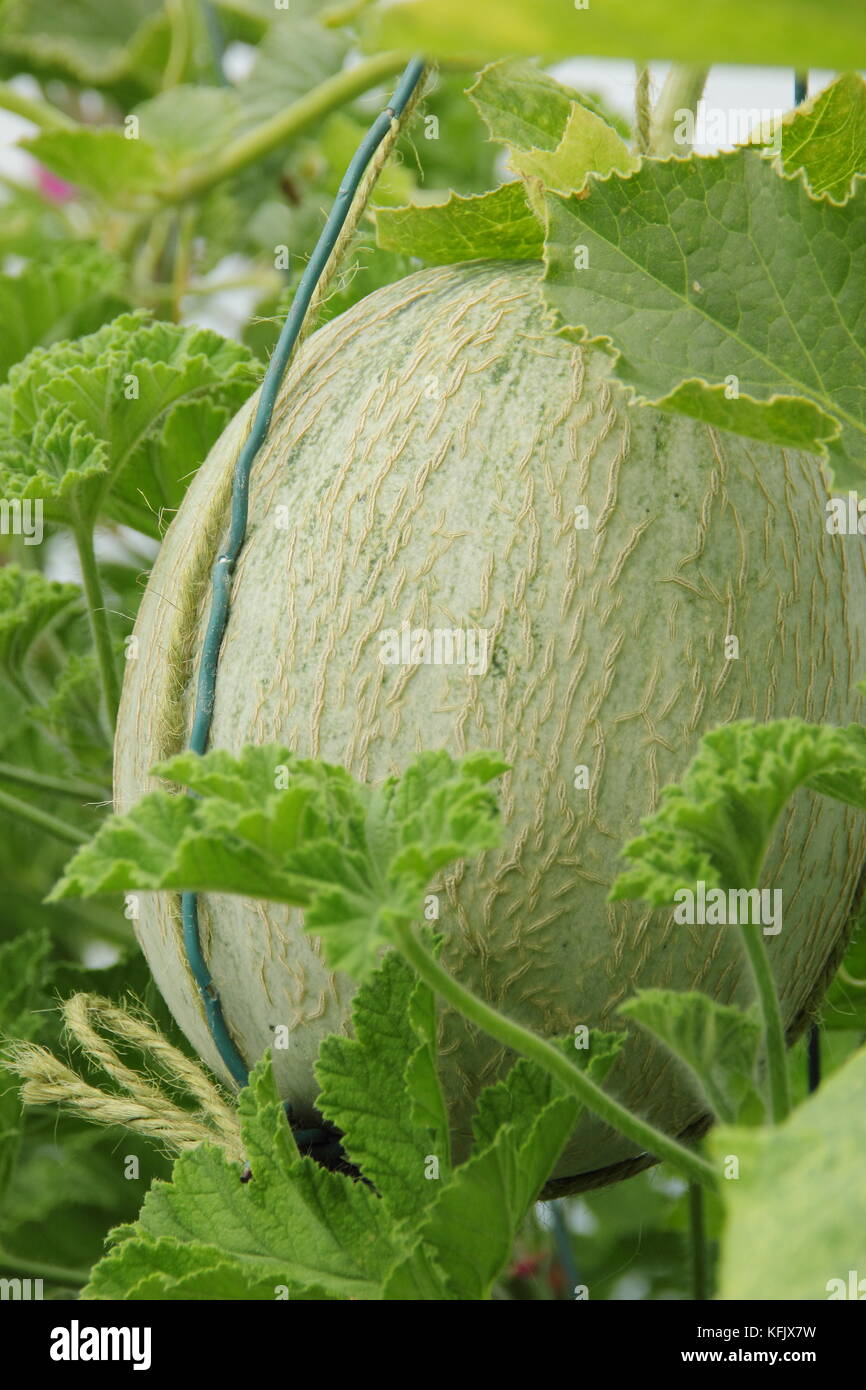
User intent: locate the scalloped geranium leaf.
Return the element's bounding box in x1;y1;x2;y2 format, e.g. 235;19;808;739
543;149;866;484
0;312;258;535
84;1055;400;1300
376;183;542;264
0;244;127;382
366;0;866;70
610;720;866;908
315;950;451;1228
619;989;763;1125
381;1039;622;1301
779;72;866;204
0;567;83;699
50;744;506;982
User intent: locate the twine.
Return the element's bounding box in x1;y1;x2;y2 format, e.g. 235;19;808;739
635;65;652;154
4;993;243;1160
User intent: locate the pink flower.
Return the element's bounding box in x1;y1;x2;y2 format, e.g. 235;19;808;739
36;166;77;203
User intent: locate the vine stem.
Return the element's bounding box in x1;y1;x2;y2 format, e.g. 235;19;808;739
0;1243;88;1288
0;761;108;803
634;65;652;154
74;523;120;731
738;921;791;1122
166;51;413;204
393;921;717;1191
688;1182;708;1299
649;64;710;156
0;787;89;845
0;82;75;130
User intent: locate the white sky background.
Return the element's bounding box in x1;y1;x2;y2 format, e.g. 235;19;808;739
552;60;835;149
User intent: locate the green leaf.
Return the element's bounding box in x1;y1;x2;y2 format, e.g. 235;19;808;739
0;313;258;535
29;650;110;779
133;86;243;171
610;720;866;907
543;149;866;484
0;244;127;383
0;0;169;90
467;59;636;194
315;950;450;1227
84;1236;317;1300
0;567;83;700
0;931;52;1208
712;1043;866;1298
779;72;866;205
512;102;638;192
24;90;244;205
0;929;51;1039
471;1030;622;1149
236;20;349;126
823;910;866;1031
85;1055;401;1301
366;0;866;70
619;990;763;1124
405;960;451;1146
382;1055;587;1300
52;745;507;982
23;129;164;203
376;182;543;264
468;59;582;153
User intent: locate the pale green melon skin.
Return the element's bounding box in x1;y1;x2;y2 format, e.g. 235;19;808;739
115;262;866;1186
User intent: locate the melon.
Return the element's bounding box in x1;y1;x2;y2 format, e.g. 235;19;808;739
115;260;866;1190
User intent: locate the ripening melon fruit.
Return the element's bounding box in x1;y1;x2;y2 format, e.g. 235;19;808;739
115;261;866;1190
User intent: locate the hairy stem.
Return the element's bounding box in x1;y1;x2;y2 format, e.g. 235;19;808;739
0;82;76;130
74;524;120;731
166;51;411;204
738;922;791;1122
649;64;710;156
170;206;196;321
0;761;108;803
0;786;89;845
394;921;717;1191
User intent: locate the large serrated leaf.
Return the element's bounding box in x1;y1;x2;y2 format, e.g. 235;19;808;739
376;183;542;264
712;1044;866;1299
544;149;866;483
779;72;866;205
315;951;450;1226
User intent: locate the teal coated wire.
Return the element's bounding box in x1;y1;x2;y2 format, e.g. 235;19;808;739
180;58;427;1103
549;1201;580;1297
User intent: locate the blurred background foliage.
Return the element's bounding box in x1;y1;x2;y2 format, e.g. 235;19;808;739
0;0;863;1299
